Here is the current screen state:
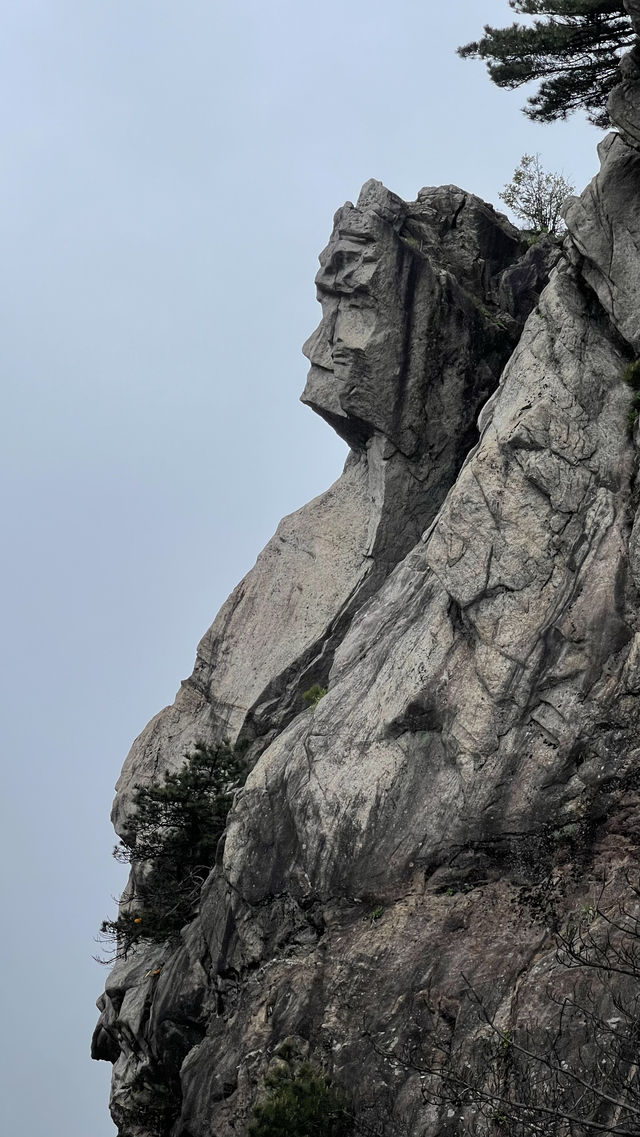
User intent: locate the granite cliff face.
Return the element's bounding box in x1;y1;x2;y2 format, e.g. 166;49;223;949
93;14;640;1135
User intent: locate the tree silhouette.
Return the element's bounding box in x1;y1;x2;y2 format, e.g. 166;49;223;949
459;1;633;127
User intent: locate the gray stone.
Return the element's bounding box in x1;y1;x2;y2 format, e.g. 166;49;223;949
112;454;372;829
626;0;640;34
94;108;640;1136
224;259;630;907
564;132;640;352
608;44;640;148
607;5;640;146
113;180;548;836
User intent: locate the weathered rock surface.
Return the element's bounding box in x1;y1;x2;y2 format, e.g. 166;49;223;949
608;1;640;147
113;180;550;832
94;29;640;1137
564;132;640;352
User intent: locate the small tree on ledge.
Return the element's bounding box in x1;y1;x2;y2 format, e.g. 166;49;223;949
98;741;246;960
500;154;575;234
249;1064;354;1137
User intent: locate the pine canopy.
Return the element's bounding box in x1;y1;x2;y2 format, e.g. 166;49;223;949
458;1;633;126
99;742;246;957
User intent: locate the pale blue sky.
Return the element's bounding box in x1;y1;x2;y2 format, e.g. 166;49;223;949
0;3;601;1134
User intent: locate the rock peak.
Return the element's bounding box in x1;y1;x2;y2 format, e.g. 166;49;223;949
355;177;405;225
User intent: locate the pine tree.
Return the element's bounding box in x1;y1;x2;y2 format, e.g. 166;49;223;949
99;742;246;958
249;1065;353;1137
458;1;633;127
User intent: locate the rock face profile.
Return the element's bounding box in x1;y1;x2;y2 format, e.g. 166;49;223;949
93;18;640;1137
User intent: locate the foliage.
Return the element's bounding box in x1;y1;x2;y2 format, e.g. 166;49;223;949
303;683;328;709
500;154;574;233
249;1063;354;1137
458;1;633;127
623;359;640;391
624;358;640;433
378;881;640;1135
99;742;246;958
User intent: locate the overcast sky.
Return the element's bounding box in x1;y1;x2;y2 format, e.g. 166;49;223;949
0;3;603;1135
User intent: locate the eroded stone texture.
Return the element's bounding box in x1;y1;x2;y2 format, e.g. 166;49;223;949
566;1;640;354
225;258;631;910
111;456;371;831
564;133;640;352
113;181;548;833
608;3;640;146
95;48;640;1136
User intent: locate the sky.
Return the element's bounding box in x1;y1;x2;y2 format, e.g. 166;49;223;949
0;2;605;1135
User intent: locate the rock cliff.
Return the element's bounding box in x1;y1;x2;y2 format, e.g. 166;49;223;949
93;12;640;1135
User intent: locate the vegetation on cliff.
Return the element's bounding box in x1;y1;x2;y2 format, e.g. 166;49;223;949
249;1063;353;1137
459;0;633;125
500;153;574;232
378;884;640;1136
99;742;246;958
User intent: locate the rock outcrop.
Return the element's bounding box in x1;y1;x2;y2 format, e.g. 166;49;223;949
112;181;553;832
93;14;640;1136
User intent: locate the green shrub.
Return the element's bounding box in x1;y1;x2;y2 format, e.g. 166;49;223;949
302;683;327;709
623;360;640;436
623;359;640;391
249;1064;353;1137
99;742;246;958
